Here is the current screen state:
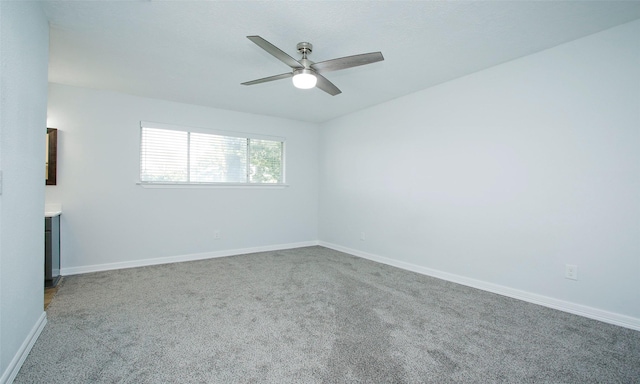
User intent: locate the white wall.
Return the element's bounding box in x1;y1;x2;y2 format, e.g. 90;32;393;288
319;20;640;325
46;84;318;272
0;2;49;382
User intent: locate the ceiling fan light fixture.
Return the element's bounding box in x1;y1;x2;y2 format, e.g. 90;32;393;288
292;69;317;89
242;36;384;96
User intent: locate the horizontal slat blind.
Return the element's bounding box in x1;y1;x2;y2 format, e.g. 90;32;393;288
141;128;188;182
140;123;284;185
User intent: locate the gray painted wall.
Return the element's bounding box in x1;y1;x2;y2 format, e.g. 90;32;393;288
319;20;640;321
0;2;49;381
45;84;319;271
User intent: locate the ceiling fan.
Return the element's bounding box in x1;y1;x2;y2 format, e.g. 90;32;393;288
241;36;384;96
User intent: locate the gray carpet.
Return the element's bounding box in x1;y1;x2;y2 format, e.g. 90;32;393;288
15;246;640;383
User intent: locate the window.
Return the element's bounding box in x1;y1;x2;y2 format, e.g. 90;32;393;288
140;122;285;185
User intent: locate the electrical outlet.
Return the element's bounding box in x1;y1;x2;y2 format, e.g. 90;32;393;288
565;264;578;280
214;230;221;240
360;232;366;241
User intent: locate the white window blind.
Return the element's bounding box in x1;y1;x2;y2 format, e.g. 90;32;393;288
140;123;284;185
141;128;188;182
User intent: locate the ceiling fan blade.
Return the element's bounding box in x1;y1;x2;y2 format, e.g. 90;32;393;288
247;36;304;70
315;73;341;96
241;72;293;86
311;52;384;73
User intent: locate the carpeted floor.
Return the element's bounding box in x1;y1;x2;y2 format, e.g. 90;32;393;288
15;246;640;383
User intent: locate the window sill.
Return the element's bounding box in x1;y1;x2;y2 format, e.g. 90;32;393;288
136;182;289;189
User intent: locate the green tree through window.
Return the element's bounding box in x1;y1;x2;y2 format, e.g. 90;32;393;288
250;139;282;183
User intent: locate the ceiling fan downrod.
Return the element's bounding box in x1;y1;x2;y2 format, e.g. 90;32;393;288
296;42;313;67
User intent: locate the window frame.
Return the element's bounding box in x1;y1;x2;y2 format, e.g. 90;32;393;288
138;121;287;188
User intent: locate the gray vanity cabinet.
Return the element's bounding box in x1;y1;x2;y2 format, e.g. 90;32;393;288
45;215;61;287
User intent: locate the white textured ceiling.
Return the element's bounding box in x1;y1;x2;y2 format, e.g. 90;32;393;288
41;1;640;123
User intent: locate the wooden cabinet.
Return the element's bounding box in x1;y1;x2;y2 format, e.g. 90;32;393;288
45;215;61;287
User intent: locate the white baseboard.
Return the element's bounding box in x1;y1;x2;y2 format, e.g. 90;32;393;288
319;241;640;332
58;239;639;331
0;312;47;384
61;241;320;276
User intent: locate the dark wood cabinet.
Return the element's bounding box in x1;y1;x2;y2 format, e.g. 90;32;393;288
45;215;61;287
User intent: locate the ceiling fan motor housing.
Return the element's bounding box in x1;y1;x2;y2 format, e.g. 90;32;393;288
296;42;313;55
